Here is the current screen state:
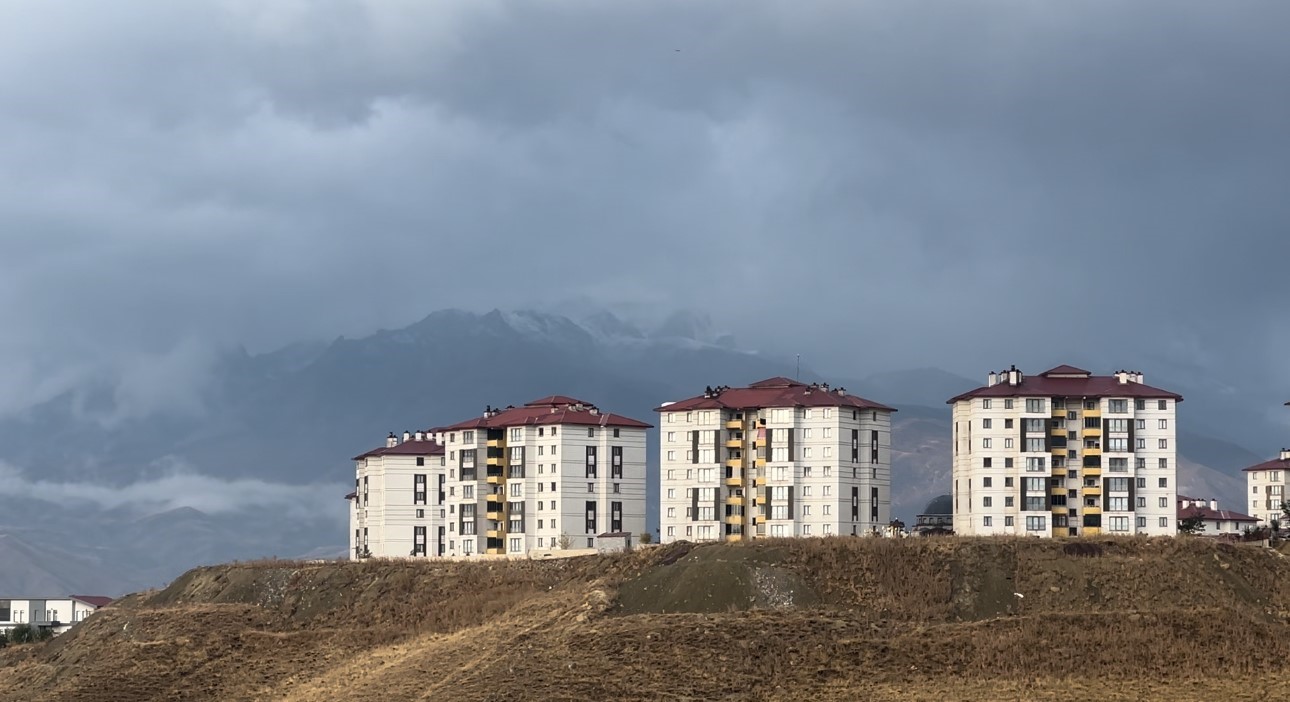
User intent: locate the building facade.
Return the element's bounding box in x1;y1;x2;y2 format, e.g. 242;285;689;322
949;365;1181;537
349;432;447;559
1242;450;1290;527
351;397;650;560
0;596;111;636
656;377;895;544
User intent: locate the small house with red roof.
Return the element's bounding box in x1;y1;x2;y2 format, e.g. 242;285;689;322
1176;495;1258;535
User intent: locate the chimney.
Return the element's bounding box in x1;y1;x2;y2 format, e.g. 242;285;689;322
1007;365;1021;386
837;387;846;396
1209;499;1218;511
987;371;998;387
1281;448;1290;462
386;432;398;448
402;431;411;443
1134;372;1144;384
414;431;424;442
1115;370;1129;385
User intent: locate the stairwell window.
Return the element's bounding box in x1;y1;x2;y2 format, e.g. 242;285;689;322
1109;400;1128;414
1025;399;1044;413
1025;516;1046;531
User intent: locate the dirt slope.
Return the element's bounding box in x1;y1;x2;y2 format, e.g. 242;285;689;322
2;538;1289;701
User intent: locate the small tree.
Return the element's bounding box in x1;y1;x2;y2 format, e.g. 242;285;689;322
557;533;572;550
1178;513;1207;535
1272;519;1282;543
0;628;8;648
639;531;653;545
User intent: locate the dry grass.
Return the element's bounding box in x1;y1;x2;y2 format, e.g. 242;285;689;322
1;537;1287;701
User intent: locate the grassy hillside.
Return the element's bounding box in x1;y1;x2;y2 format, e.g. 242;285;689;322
2;538;1289;701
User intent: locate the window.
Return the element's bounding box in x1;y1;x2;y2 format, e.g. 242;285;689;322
1135;458;1146;470
1005;497;1014;507
983;477;993;488
509;483;522;497
588;428;595;438
1108;516;1129;532
823;504;832;515
802;486;812;497
982;438;992;449
510;428;522;442
1025;399;1044;413
1004;438;1014;449
1004;400;1014;409
1136;478;1146;489
1108;497;1128;511
1025;438;1045;452
1109;458;1127;472
416;509;424;518
667;450;676;461
1004;477;1014;487
983;458;993;468
982;418;992;429
1136;516;1147;528
1158;439;1168;449
587;483;594;493
1004;418;1014;429
802;447;813;458
1005;516;1014;526
1159;458;1168;470
1136;438;1146;450
1158;400;1168;410
1108;419;1129;432
982;399;992;409
1109;400;1127;414
983;497;993;507
509;538;522;552
1137;497;1146;508
983;516;992;526
1026;457;1046;472
1159;497;1168;508
1005;458;1014;468
824;446;833;458
823;408;832;418
1025;516;1046;532
1159;516;1168;527
1107;438;1127;452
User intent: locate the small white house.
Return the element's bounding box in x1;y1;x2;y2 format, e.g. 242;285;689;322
1177;496;1259;536
1;596;112;636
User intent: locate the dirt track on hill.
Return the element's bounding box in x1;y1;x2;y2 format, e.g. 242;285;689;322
2;537;1288;701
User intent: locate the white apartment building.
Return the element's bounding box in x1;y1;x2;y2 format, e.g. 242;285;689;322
1;596;111;636
351;397;650;560
349;431;446;559
949;365;1181;538
1176;495;1258;535
1243;450;1290;527
656;377;895;544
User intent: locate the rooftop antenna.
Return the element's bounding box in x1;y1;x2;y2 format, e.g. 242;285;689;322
796;354;801;380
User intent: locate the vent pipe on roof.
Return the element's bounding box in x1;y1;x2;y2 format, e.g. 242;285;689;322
386;432;398;448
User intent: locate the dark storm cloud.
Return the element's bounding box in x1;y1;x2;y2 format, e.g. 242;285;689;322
2;0;1289;413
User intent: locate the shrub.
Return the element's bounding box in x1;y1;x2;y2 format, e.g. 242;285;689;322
7;624;36;644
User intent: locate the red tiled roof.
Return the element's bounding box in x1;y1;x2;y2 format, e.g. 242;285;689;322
1039;365;1091;377
440;397;653;431
352;439;445;461
1177;505;1258;523
1242;457;1290;473
655;377;896;413
71;596;113;608
947;367;1183;404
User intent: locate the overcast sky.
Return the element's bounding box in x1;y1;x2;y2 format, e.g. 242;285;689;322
3;0;1289;415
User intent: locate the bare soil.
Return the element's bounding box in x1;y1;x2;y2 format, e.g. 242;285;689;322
1;537;1287;701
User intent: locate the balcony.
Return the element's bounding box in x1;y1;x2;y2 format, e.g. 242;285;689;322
486;493;503;504
487;438;503;448
486;508;502;521
1084;447;1102;457
1082;427;1102;437
725;512;745;525
485;529;502;539
755;457;767;469
1051;504;1067;513
1083;406;1102;417
725;472;744;488
726;492;744;505
725;419;744;431
486;455;504;467
1050;426;1067;436
486;474;504;485
1083;466;1102;477
726;533;743;543
1082;486;1102;496
725;457;743;470
726;438;743;449
486;547;505;555
1083;506;1102;515
754;493;765;505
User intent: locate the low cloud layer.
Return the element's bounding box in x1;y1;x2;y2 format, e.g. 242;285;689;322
0;458;340;521
2;0;1289;414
